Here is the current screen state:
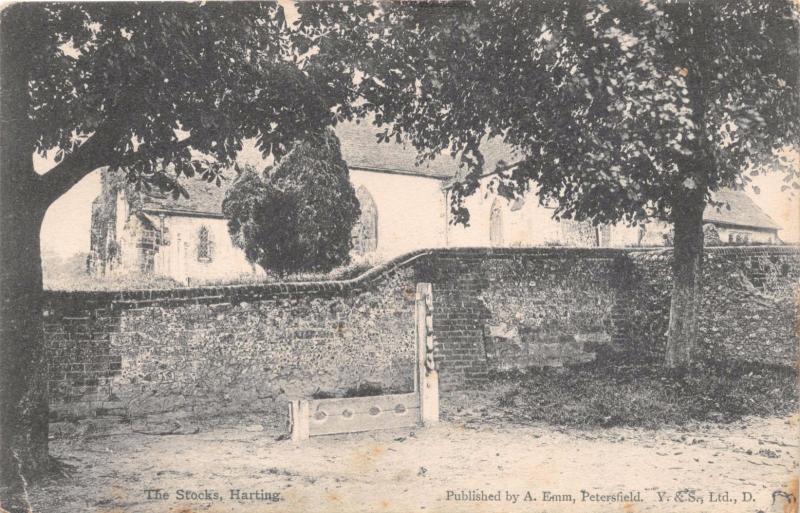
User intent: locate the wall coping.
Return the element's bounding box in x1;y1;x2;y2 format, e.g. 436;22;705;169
42;245;799;310
627;244;800;259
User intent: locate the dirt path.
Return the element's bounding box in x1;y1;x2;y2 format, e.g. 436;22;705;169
28;415;798;513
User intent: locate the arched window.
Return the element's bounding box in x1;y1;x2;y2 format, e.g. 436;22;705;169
595;225;611;247
490;199;504;246
197;225;214;262
157;215;170;246
352;186;378;255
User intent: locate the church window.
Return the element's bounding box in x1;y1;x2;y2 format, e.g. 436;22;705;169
490;199;504;246
157;215;170;246
197;226;214;263
352;186;378;255
595;225;611;247
140;249;155;273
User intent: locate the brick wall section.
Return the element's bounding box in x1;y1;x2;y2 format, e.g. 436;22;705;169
417;252;493;390
44;246;798;422
417;248;625;390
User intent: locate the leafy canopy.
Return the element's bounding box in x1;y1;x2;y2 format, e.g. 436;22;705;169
18;3;338;197
296;0;800;226
222;131;361;274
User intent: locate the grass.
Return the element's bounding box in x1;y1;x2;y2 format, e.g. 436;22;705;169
44;272;182;291
43;261;377;291
487;359;797;429
197;260;375;287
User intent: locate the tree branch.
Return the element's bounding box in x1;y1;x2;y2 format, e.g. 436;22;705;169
40;127;197;204
39;124;123;204
118;134;197;168
444;159;526;190
477;159;525;180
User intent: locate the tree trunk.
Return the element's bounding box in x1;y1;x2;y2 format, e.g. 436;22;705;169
661;0;714;370
0;193;50;512
1;10;118;505
1;6;51;510
665;189;706;368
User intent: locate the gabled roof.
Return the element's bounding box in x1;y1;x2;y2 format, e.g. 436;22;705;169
704;189;780;231
134;123;520;216
140;175;230;218
335;121;458;179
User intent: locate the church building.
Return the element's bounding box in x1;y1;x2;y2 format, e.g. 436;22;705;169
90;122;781;283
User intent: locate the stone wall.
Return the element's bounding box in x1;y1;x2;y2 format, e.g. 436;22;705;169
44;246;798;423
620;246;800;365
45;258;425;423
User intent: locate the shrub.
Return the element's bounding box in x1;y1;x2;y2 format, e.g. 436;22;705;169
223;130;360;275
703;223;723;246
343;382;384;398
488;360;797;429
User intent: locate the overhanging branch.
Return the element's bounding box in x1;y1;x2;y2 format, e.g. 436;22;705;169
444;159;526;190
478;159;525;180
39;125;123;203
40;128;197;204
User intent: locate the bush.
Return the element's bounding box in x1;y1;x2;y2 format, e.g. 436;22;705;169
703;223;723;246
223;130;360;275
343;382;384;398
487;360;797;429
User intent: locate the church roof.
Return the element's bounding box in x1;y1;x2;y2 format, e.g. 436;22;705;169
704;189;780;231
139;122;469;217
336;120;524;182
140;176;230;218
335;121;458;179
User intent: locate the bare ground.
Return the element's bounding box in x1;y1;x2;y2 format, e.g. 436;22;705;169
28;410;798;513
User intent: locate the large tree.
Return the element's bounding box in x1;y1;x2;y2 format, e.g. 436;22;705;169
223;131;361;275
0;3;336;507
296;0;800;366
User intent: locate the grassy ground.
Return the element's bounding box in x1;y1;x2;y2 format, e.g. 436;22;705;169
43;261;375;291
466;359;798;429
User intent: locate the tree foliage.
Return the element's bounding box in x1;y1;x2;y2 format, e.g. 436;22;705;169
13;2;342;198
223;131;360;275
296;0;799;225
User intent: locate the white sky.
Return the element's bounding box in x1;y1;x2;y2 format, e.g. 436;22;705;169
278;0;300;25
